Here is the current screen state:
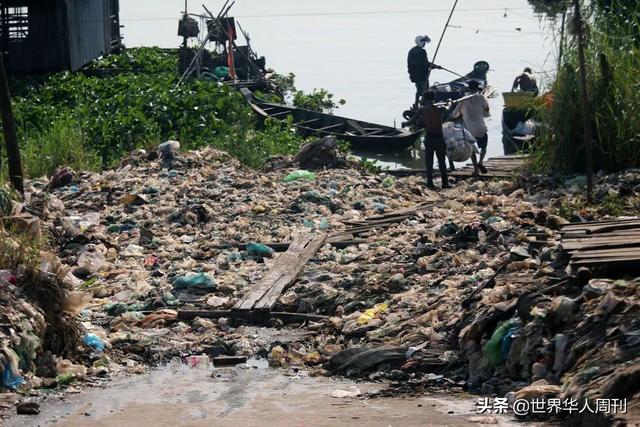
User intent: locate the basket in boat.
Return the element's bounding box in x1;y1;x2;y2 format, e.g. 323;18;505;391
503;92;535;109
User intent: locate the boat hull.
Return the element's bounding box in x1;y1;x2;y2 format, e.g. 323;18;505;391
241;88;421;152
502;109;535;155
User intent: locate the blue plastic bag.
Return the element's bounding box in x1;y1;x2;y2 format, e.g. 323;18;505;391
1;363;25;390
84;333;105;353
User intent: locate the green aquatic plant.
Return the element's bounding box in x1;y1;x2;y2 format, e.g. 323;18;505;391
0;47;344;178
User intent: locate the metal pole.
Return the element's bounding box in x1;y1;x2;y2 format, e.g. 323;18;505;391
574;0;594;203
0;53;23;194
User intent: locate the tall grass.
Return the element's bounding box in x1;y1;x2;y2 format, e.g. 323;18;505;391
531;3;640;173
21;117;101;177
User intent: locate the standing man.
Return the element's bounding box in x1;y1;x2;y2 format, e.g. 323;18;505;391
451;80;490;174
408;35;440;106
512;67;539;95
419;91;449;190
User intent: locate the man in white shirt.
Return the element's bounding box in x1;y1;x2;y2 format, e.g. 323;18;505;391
451;80;490;173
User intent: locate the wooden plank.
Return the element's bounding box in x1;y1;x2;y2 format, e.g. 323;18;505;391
564;241;640;252
253;233;326;311
563;230;640;240
315;123;343;132
571;256;640;266
562;229;640;239
346;119;366;135
233;233;308;311
233;233;326;312
238;238;363;252
562;236;640;249
178;310;329;324
587;222;640;235
561;219;640;232
571;248;640;259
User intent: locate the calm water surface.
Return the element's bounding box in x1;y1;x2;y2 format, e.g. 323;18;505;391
120;1;557;169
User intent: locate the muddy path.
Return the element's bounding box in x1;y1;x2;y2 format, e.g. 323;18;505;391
6;362;534;427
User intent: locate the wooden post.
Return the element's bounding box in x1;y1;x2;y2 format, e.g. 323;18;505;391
574;0;594;203
0;53;23;194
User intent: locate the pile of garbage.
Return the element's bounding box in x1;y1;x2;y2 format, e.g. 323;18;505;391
0;209;97;414
1;141;639;424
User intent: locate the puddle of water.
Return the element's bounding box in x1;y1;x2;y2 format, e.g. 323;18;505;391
6;362;539;427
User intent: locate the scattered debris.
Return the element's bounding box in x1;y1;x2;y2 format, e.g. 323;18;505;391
2;146;640;424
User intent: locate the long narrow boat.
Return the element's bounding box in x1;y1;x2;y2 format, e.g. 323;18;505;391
402;61;491;127
240;88;422;151
431;61;490;103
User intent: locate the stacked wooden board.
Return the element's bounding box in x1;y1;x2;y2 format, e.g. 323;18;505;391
449;155;528;180
560;219;640;268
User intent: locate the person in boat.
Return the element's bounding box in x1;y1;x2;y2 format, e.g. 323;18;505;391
408;35;442;106
512;67;539;95
451;80;490;174
419;91;450;190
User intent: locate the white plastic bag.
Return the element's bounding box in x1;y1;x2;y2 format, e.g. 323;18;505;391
443;122;478;162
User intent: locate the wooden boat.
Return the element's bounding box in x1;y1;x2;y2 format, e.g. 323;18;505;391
502;108;536;155
240;88;421;151
431;60;490;103
402;61;491;127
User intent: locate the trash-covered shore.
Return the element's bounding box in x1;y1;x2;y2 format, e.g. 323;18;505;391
2;141;640;424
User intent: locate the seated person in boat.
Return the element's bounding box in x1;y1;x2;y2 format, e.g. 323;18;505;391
512;67;539;95
419;91;450;190
451;80;490;174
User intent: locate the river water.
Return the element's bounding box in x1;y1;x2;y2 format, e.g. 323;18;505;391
120;0;556;168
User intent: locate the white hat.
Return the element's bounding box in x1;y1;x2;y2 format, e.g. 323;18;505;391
415;35;431;46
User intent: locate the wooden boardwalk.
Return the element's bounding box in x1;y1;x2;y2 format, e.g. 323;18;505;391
561;219;640;268
390;155;528;180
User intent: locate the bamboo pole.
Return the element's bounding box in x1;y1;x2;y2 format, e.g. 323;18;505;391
574;0;594;203
431;0;459;67
0;53;23;194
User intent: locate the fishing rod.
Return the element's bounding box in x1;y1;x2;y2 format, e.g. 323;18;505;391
431;0;459;66
433;64;465;78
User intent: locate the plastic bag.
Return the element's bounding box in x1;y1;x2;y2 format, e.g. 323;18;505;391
483;319;515;366
284;170;316;183
173;273;215;291
84;333;105;353
246;242;275;258
443;122;478;162
1;362;25;390
357;303;389;325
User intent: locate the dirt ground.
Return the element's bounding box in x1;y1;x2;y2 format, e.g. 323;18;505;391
6;363;534;427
